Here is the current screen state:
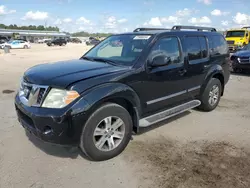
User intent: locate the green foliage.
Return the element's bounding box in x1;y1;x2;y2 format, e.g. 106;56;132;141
0;23;60;31
71;31;113;37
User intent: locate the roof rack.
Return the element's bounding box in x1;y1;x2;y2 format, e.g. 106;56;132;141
133;28;170;32
171;25;217;32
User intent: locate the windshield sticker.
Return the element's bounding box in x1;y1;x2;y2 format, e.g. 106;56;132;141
133;35;151;40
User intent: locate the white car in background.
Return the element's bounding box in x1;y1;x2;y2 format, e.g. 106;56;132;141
37;38;51;43
0;40;31;49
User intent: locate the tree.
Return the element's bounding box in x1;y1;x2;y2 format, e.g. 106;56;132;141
0;23;60;31
13;24;18;29
37;25;45;31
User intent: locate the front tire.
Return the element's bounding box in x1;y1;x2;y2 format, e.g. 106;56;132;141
198;78;222;112
80;103;132;161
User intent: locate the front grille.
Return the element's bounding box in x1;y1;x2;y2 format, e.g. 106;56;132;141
227;40;235;45
19;78;48;107
37;88;46;104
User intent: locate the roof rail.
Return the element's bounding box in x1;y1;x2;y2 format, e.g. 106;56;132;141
171;25;217;32
133;28;170;32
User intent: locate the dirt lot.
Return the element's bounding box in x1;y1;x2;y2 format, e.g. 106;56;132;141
0;43;250;188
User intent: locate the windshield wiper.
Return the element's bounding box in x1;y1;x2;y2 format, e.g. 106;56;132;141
80;56;95;61
91;58;117;65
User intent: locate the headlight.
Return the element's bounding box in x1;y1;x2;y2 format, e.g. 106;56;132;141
237;57;241;62
237;42;243;45
42;88;80;108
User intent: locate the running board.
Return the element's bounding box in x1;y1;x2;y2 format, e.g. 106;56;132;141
139;100;201;127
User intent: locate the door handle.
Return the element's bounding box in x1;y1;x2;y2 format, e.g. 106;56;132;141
178;69;187;76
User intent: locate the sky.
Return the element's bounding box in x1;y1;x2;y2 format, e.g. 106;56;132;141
1;0;250;33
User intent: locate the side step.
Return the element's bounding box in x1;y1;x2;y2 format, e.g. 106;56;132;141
139;100;201;127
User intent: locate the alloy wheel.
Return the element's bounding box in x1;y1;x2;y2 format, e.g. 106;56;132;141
208;85;219;106
93;116;125;151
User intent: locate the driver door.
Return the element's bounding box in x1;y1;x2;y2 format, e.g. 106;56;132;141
139;36;189;114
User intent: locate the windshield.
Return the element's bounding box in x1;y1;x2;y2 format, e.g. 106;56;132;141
226;31;246;37
83;34;152;66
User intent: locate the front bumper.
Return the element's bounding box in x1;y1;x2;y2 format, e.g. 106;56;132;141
15;94;89;146
232;60;250;70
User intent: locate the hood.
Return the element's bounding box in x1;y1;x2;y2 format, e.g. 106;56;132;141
234;50;250;57
23;59;129;88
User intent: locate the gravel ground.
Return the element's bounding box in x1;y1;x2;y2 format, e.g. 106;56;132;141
0;43;250;188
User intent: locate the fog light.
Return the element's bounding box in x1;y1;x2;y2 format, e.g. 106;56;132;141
43;126;53;135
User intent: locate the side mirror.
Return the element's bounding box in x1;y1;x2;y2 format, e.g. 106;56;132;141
149;54;171;67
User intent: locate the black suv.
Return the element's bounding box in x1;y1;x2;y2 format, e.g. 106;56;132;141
47;38;67;46
15;25;230;161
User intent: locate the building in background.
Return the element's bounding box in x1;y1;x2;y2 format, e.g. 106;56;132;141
0;29;70;43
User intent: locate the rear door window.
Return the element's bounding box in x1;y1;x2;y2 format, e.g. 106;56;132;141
185;36;202;61
185;36;209;62
198;37;208;58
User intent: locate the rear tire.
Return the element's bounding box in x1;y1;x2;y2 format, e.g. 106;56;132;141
80;103;132;161
198;78;222;112
23;45;28;49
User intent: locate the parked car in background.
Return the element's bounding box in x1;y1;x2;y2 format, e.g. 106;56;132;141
47;38;67;46
86;37;100;46
230;43;250;72
0;40;31;49
69;38;82;43
0;36;8;44
38;38;51;44
37;39;44;43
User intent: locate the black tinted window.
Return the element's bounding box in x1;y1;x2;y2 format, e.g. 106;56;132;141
211;36;228;55
186;37;201;61
198;37;208;58
149;37;181;65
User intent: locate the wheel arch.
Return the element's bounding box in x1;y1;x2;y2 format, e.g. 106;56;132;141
201;65;225;96
72;83;141;133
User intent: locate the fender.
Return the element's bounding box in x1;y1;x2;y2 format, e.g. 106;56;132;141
200;64;224;95
70;82;141;121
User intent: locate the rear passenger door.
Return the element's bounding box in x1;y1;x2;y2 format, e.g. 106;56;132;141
183;36;210;97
